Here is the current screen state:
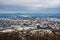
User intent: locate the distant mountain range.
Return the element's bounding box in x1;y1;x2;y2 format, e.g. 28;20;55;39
0;13;60;18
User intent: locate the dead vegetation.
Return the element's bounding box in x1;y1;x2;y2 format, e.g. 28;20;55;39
0;30;60;40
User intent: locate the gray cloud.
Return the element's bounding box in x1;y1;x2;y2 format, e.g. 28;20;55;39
0;0;60;13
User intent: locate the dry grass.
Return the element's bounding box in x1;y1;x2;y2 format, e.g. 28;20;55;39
0;31;60;40
0;31;22;40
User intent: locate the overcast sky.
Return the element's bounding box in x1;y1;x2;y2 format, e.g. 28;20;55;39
0;0;60;13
